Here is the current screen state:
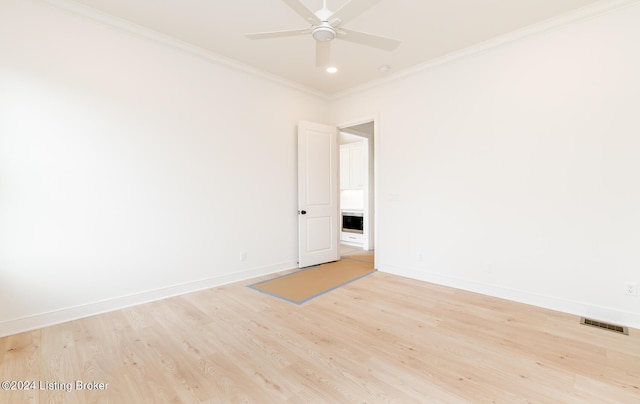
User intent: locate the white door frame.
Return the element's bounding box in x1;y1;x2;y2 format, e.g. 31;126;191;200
338;115;379;267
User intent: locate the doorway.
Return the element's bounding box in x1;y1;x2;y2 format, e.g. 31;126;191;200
338;120;375;257
296;118;376;268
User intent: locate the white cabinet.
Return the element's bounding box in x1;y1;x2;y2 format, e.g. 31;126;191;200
340;142;366;190
341;231;364;244
340;148;350;189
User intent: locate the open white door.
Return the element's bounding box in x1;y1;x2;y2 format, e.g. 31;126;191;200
298;120;339;268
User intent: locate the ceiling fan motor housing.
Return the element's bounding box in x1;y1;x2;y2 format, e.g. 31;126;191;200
312;22;336;41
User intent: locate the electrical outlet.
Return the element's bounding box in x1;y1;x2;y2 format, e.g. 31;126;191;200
484;263;494;275
240;251;248;262
625;282;637;296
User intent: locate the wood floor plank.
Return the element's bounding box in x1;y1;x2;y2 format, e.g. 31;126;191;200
1;260;639;403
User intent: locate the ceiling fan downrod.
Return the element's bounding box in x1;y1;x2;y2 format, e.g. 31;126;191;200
312;0;335;41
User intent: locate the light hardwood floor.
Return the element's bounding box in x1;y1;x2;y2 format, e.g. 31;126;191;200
1;263;639;403
340;243;364;256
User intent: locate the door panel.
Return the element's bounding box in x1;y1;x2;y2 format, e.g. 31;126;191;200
306;217;332;251
298;121;339;267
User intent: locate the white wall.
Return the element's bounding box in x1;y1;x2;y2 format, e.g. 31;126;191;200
331;4;640;328
0;0;329;336
2;0;639;336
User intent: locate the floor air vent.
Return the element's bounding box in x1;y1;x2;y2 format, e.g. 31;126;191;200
580;317;628;335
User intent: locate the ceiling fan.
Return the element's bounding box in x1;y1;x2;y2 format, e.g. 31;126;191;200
245;0;400;67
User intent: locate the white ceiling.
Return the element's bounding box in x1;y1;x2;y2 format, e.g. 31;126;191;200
66;0;602;95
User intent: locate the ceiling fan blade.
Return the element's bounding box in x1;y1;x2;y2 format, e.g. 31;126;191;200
282;0;321;24
331;0;383;25
316;40;330;67
337;28;400;51
245;28;310;40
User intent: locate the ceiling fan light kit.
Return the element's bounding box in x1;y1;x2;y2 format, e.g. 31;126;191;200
312;23;336;42
245;0;400;68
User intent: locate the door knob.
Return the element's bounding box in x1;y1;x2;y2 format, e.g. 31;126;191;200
299;210;307;215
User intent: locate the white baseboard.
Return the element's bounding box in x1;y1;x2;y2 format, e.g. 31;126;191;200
378;263;640;330
5;260;636;338
0;261;296;338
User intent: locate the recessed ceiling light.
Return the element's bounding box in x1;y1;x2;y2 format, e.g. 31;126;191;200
378;65;391;73
326;66;338;74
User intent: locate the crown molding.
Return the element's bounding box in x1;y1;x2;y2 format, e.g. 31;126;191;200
41;0;330;100
330;0;640;100
40;0;639;102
